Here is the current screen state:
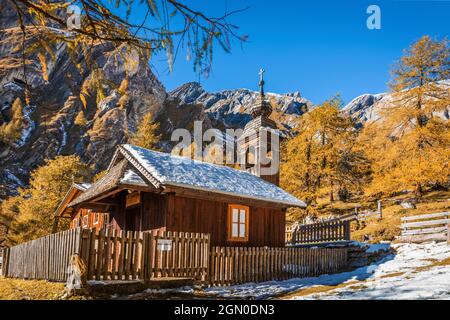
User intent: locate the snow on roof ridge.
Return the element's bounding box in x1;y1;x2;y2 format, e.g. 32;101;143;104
121;144;306;207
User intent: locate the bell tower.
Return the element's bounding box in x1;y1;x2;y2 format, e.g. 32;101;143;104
237;69;280;186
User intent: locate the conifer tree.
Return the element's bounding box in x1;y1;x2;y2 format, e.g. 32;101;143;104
362;36;450;197
281;96;370;204
129;113;161;150
0;97;23;145
5;155;90;244
74;110;88;127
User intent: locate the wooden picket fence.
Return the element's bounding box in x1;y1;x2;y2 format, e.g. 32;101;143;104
209;246;348;286
1;228;81;281
291;220;351;245
398;212;450;243
79;229;210;281
3;228;350;285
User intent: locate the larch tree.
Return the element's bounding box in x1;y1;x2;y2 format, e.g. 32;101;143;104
363;36;450;197
281;96;370;205
0;97;24;145
129;112;161;150
8;0;247;107
74;109;88;127
5;155;91;244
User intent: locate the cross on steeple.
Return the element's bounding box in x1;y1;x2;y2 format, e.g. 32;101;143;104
258;68;265;96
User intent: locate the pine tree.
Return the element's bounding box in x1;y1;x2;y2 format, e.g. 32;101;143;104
5;155;90;244
74;110;88;127
0;97;23;145
363;36;450;197
129;112;161;150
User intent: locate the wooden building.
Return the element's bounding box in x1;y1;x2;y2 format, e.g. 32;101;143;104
54;183;108;232
55;73;306;246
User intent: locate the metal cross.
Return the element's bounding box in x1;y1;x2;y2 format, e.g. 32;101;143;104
259;68;265;82
258;68;265;95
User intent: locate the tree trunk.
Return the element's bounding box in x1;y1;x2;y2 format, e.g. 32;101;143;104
415;183;423;198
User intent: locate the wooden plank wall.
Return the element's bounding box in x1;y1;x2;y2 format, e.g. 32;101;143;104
209;246;348;286
167;195;286;247
398;212;450;243
291;220;350;245
3;228;81;281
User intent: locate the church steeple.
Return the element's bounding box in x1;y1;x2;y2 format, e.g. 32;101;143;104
250;68;273;118
237;68;281;186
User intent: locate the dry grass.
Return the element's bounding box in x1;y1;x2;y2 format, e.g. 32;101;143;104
346;191;449;243
0;276;87;300
276;281;360;299
412;257;450;273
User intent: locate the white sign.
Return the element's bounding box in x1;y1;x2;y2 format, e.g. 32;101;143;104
157;239;172;251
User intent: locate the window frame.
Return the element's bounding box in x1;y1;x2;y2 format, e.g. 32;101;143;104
93;212;99;225
82;214;89;228
227;204;249;242
72;217;79;228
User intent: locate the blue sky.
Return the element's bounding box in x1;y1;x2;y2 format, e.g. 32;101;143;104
129;1;450;104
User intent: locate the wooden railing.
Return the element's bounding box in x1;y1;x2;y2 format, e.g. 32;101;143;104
209;246;348;286
398;212;450;243
290;220;351;245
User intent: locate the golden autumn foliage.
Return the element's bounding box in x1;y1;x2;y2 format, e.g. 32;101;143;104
361;36;450;197
281;96;370;205
74;110;88;127
0;97;23;145
129;112;161;150
2;156;91;245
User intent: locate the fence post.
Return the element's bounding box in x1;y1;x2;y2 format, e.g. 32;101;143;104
1;248;8;277
447;224;450;244
378;200;382;220
344;220;351;240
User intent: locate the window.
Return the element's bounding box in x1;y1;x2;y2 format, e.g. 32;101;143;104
82;215;89;228
93;213;99;225
72;218;79;228
228;204;249;241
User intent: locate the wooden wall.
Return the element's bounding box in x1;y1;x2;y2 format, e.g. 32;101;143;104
165;194;286;247
70;208;107;232
105;191;286;247
109;191;167;232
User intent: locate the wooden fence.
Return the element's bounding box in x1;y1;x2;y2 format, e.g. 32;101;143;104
290;220;351;245
398;212;450;243
2;228;81;281
209;246;348;286
79;229;210;281
3;228;349;285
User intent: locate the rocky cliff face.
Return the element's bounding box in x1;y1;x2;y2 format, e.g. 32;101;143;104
342;82;450;127
169;82;313;132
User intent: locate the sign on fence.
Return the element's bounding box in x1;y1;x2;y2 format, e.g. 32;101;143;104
157;239;172;251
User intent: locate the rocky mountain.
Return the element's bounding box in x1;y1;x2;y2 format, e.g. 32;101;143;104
342;81;450;127
0;6;314;199
168;82;312;131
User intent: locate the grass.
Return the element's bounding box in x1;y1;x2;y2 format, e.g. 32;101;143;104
0;276;88;300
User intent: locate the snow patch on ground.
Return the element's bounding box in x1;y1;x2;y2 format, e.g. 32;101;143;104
203;242;450;300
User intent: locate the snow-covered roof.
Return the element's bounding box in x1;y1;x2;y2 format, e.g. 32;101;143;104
119;169;147;187
121;144;306;207
74;182;92;191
